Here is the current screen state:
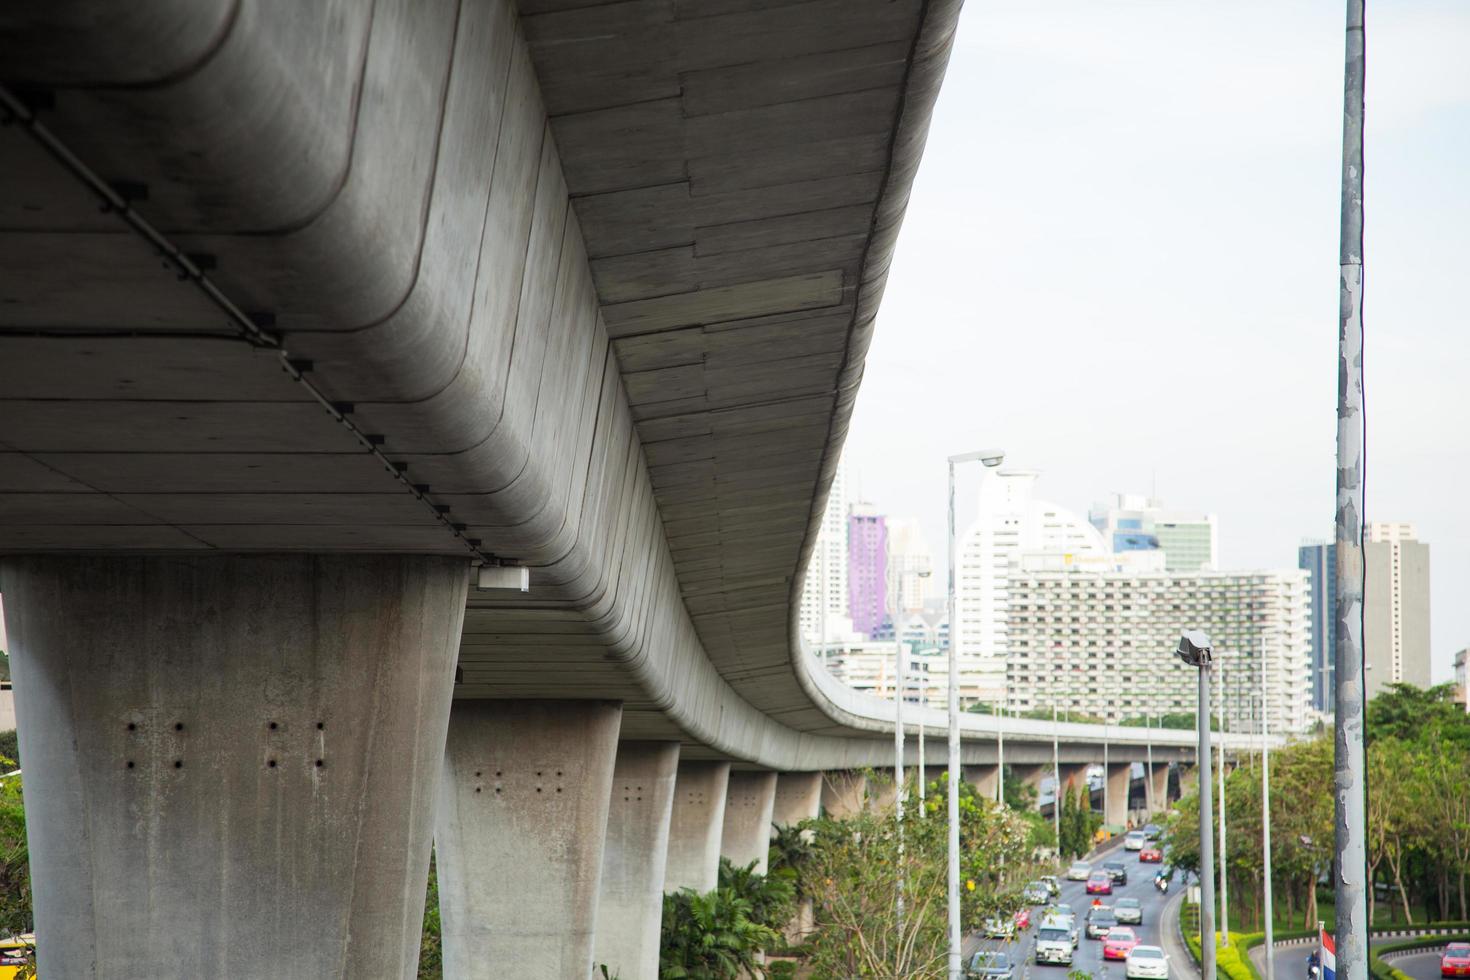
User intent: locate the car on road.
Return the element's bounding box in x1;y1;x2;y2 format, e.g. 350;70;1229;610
1034;925;1074;967
1139;844;1164;863
1039;875;1061;898
966;950;1014;979
1014;907;1031;932
1024;881;1051;905
1142;823;1163;840
1103;860;1129;885
1103;926;1140;960
1085;906;1117;939
1086;872;1113;895
1126;943;1170;979
1124;830;1147;851
1066;861;1092;881
982;915;1015;940
1039;908;1078;947
1441;942;1470;977
1113;896;1143;925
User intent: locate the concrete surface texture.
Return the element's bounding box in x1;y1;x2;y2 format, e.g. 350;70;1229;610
664;760;732;894
595;741;681;980
1106;762;1132;826
721;771;780;874
0;554;467;979
771;771;823;830
435;699;623;979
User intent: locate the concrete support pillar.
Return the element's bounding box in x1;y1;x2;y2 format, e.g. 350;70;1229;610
1148;763;1170;814
821;770;867;817
867;771;899;812
1059;763;1088;794
963;763;999;801
664;760;731;893
771;771;822;832
595;741;680;980
1012;763;1047;808
721;771;778;873
1178;763;1199;798
436;699;623;979
0;554;467;979
1104;762;1131;828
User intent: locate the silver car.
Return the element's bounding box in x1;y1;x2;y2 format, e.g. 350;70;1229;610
1114;896;1143;925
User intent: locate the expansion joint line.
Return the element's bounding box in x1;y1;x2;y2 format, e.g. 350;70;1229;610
0;84;501;567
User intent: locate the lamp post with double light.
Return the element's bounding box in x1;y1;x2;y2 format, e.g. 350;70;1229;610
946;447;1005;980
1176;630;1217;980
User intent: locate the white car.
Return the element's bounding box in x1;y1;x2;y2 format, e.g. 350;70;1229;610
1066;862;1091;880
1034;925;1073;966
1125;944;1170;979
1124;831;1147;851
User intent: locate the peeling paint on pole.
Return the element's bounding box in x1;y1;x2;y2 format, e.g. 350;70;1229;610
1334;1;1369;977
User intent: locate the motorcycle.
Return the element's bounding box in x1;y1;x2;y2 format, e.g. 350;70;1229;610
1153;875;1169;895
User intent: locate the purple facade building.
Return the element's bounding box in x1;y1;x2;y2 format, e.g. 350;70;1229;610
847;505;887;638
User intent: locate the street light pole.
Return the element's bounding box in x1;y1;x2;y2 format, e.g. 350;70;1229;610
996;693;1005;806
1262;639;1276;980
1218;661;1229;946
1052;697;1061;854
892;547;906;932
918;657;927;805
1145;710;1155;817
1176;631;1217;980
946;457;962;980
946;448;1005;980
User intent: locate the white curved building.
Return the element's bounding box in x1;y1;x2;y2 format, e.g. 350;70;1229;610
955;469;1114;705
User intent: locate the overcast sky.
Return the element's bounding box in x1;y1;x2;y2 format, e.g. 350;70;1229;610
844;0;1470;680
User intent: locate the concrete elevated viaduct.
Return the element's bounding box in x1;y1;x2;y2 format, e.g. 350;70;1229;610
0;2;1225;976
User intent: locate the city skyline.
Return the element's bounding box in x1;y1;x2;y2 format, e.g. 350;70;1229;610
840;0;1469;682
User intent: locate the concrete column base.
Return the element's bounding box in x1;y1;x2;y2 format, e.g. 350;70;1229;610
595;741;680;980
1148;762;1170;814
1178;763;1199;798
436;699;623;979
0;554;467;979
771;771;821;831
721;771;778;873
821;771;867;817
866;771;899;813
1105;762;1131;827
963;763;999;801
664;760;731;893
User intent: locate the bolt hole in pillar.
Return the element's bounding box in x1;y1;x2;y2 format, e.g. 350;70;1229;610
434;699;622;979
0;555;468;978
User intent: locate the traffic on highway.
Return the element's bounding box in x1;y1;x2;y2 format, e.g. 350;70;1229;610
966;827;1191;979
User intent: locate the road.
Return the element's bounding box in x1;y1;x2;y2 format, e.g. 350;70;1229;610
967;842;1195;978
1255;939;1446;980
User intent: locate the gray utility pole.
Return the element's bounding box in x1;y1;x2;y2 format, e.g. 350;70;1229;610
919;657;927;804
1052;698;1061;852
997;696;1005;806
1262;639;1276;980
1145;711;1155;816
1102;720;1110;827
892;562;906;931
1218;661;1229;945
1335;0;1370;976
946;448;1004;980
1176;631;1217;980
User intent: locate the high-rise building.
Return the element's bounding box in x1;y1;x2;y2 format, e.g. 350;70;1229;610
1298;541;1337;712
954;469;1112;705
886;517;934;616
799;458;851;648
1364;522;1431;699
1005;564;1314;734
1090;493;1219;572
847;502;887;638
1454;649;1469;713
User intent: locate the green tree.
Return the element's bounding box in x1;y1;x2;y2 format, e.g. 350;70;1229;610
660;886;780;979
0;760;32;978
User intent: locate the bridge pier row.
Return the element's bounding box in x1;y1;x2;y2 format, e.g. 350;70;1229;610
1059;763;1089;795
594;741;680;980
1104;762;1131;827
721;771;778;873
1178;763;1199;799
821;770;868;817
435;699;622;979
1011;763;1048;808
771;771;822;830
963;763;1000;801
664;760;732;892
0;554;466;980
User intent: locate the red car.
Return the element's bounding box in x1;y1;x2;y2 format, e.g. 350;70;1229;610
1014;907;1031;931
1086;873;1113;895
1441;942;1470;977
1103;926;1140;960
1139;845;1163;863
